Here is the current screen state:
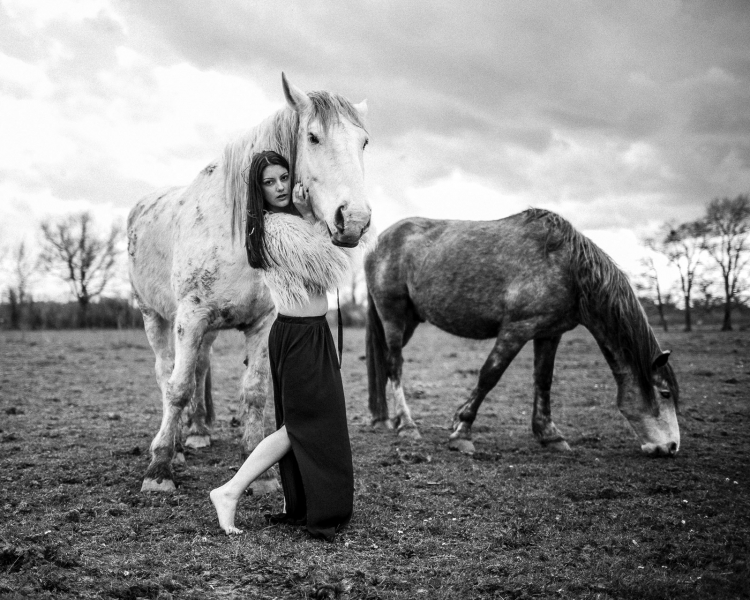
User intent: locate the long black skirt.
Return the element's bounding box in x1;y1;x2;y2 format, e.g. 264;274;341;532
268;314;353;541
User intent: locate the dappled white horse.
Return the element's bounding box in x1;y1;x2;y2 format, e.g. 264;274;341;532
128;73;370;492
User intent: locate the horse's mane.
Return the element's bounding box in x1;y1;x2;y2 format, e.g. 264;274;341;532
523;208;678;407
225;91;367;241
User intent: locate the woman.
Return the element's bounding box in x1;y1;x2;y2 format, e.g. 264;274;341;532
210;150;364;541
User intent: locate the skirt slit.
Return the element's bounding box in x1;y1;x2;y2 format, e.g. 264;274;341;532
268;314;353;540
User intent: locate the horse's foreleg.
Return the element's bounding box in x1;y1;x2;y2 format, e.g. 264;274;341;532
531;336;570;451
142;306;208;492
239;314;280;495
141;310;184;465
449;333;526;454
185;330;218;450
142;308;174;398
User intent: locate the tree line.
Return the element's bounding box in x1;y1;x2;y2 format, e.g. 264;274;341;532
637;194;750;332
2;197;749;331
1;212;141;330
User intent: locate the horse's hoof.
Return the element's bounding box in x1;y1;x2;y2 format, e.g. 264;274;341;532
172;452;186;465
398;427;422;440
141;478;176;493
544;439;571;452
448;438;475;454
371;419;394;431
185;434;211;449
249;478;280;495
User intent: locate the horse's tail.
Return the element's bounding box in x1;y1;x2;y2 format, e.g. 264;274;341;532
366;290;390;423
204;364;215;426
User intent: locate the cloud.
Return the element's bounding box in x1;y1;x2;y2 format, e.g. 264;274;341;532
2;0;750;300
0;2;280;275
107;0;750;229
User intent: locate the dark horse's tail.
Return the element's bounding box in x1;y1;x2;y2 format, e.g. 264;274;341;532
205;364;215;426
366;290;390;424
525;208;666;401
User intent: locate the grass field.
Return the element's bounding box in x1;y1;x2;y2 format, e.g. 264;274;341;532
1;325;748;599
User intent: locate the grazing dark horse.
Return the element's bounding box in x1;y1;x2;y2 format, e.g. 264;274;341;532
365;209;680;456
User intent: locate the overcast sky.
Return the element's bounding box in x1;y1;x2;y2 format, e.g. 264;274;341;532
1;0;749;298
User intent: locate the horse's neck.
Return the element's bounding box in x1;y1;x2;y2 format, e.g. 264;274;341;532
586;318;660;403
252;109;298;161
585;321;638;384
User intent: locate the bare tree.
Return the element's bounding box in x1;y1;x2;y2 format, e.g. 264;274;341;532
701;194;750;331
39;212;122;327
5;241;36;329
634;254;671;332
646;221;705;332
693;274;720;317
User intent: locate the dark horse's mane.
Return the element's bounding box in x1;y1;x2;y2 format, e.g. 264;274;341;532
523;208;678;407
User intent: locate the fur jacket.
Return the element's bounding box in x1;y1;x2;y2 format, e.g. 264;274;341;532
262;212;376;309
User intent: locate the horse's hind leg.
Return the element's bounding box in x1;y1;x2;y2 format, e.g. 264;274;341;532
142;303;209;492
531;336;571;451
383;309;421;439
239;313;280;495
449;331;526;453
184;330;218;449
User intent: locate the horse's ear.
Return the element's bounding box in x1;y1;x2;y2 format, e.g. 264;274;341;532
353;99;368;118
652;350;671;369
281;72;311;113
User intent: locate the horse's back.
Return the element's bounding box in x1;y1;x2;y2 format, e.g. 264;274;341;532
370;212;564;286
368;212;578;338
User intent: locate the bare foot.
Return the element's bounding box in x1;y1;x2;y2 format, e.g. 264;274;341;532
210;487;243;535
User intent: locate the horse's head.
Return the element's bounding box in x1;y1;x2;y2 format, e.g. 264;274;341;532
618;350;680;457
282;73;371;248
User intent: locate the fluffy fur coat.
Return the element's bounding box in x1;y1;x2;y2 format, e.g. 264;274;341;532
263;212;376;308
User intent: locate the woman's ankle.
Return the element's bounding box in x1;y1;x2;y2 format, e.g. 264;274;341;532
213;483;244;501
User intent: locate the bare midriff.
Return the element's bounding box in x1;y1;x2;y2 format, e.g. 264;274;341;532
276;293;329;317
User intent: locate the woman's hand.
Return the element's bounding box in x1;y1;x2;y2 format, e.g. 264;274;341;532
293;183;316;223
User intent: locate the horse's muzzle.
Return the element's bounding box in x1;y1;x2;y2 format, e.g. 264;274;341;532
332;237;360;248
326;219;368;248
641;441;679;457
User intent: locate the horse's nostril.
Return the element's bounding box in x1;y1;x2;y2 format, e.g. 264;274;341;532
334;206;346;234
668;442;677;455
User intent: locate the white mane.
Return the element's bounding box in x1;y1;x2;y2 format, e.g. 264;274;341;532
225;108;300;241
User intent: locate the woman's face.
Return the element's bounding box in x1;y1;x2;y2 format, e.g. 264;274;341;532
261;164;290;209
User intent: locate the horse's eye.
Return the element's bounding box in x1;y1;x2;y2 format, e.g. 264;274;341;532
660;390;671;399
308;133;320;145
363;139;369;150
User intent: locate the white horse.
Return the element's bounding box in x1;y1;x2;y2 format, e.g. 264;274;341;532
127;73;370;492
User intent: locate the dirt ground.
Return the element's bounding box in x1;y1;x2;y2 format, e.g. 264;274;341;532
1;324;748;599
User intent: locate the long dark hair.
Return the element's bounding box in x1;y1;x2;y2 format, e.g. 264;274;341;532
245;150;295;270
